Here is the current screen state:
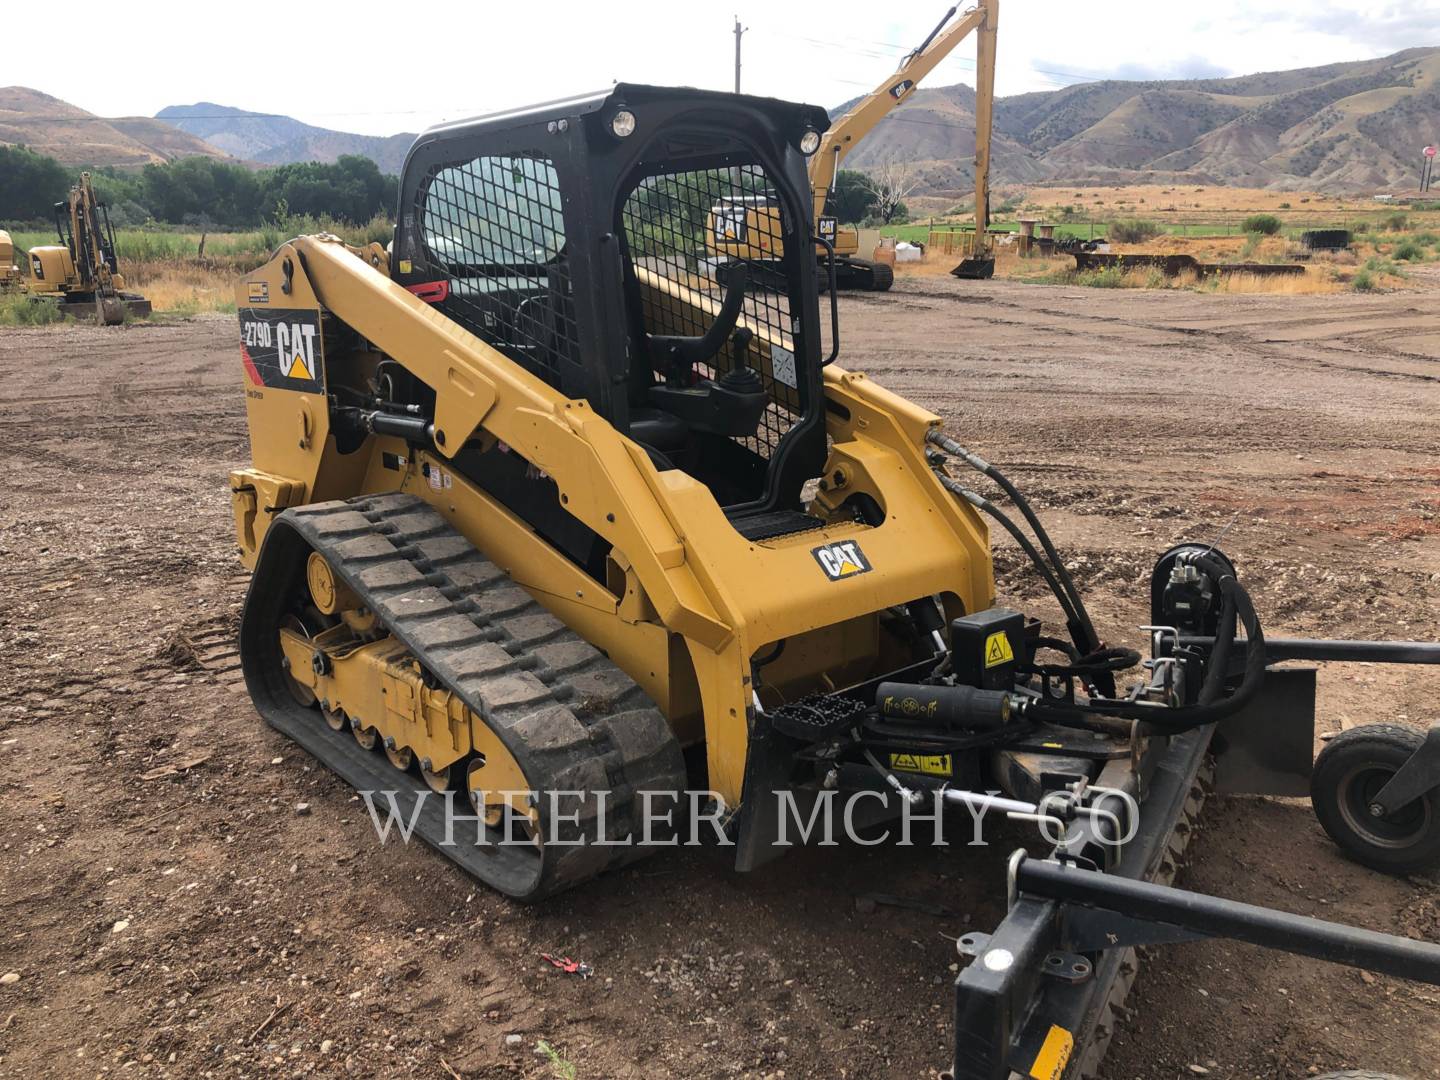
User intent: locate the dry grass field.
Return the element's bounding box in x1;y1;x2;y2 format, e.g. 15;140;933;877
1013;182;1388;214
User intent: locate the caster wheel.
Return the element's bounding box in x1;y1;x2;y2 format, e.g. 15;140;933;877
1312;724;1440;875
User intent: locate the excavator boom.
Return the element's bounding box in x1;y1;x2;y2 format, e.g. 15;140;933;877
809;3;985;220
809;1;999;281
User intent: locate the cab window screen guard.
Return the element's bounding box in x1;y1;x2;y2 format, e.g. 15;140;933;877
419;155;578;387
619;161;805;462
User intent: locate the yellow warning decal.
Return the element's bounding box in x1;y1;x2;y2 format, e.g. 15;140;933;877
1028;1025;1074;1080
984;630;1014;668
889;753;952;778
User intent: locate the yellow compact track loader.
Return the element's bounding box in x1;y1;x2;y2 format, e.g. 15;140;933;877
232;84;1440;1079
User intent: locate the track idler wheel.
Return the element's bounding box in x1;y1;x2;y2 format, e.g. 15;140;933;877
307;551;360;616
1312;723;1440;875
467;753;541;849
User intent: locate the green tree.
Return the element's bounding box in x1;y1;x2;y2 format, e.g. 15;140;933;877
3;147;399;230
1242;213;1282;235
826;170;878;224
142;157;262;227
258;155;396;224
0;146;71;221
87;168;150;226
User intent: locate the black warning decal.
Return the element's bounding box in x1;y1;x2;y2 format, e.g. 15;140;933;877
811;539;872;581
240;308;324;393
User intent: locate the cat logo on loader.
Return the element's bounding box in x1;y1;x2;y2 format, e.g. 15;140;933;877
811;540;871;580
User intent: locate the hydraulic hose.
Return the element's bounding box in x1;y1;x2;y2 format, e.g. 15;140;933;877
1029;645;1142;680
933;469;1129;696
930;435;1264;730
1033;553;1267;734
928;430;1101;658
1032;635;1080;663
934;471;1083;634
1195;576;1238;706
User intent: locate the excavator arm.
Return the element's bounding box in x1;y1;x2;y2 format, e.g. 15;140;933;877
41;173;149;324
808;1;998;231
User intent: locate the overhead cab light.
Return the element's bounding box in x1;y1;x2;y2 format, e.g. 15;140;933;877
611;109;637;138
800;129;821;155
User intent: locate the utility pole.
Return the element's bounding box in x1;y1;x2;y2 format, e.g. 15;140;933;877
733;16;747;93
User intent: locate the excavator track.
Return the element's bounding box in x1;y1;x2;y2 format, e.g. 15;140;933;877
240;492;687;900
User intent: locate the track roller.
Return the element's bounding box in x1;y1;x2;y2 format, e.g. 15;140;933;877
240;493;687;899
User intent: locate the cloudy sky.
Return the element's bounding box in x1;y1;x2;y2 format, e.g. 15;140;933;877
8;0;1438;135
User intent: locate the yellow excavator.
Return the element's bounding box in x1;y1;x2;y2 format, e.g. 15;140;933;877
26;173;151;324
231;81;1440;1080
709;0;999;289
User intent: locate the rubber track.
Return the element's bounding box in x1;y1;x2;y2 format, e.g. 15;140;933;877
246;492;687;900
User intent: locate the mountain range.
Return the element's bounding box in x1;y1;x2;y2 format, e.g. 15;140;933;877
0;86;227;167
0;87;413;175
3;45;1438;192
155;103;415;176
838;46;1440;197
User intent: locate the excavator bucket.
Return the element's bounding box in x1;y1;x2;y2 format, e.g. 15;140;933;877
55;293;151;323
951;256;995;280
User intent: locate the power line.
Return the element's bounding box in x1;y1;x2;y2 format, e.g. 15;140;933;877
770;26;1107;88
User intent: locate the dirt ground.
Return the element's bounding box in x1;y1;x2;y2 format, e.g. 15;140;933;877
2;274;1438;1080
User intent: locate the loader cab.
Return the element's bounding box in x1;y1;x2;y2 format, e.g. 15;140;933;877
393;84;831;525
